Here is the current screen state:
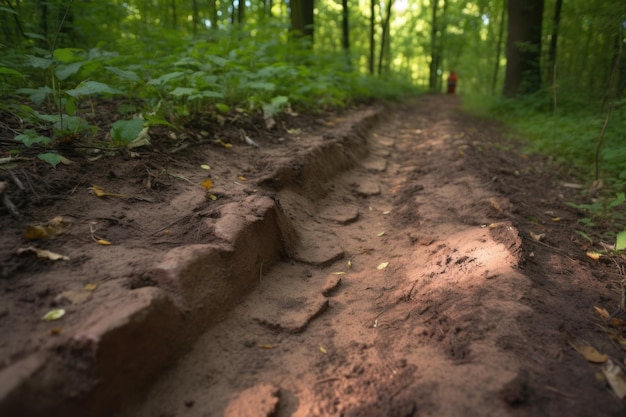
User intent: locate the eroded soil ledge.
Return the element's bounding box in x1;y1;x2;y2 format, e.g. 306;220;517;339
1;95;625;417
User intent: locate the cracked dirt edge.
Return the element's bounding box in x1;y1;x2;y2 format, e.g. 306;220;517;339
0;108;382;417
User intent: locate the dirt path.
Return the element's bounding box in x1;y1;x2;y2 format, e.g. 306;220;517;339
2;95;625;416
120;96;624;417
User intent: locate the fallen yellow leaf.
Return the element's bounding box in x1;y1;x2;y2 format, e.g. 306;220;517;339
97;239;112;245
84;283;97;291
602;360;626;399
594;306;610;319
586;252;602;260
42;309;65;321
17;247;69;261
377;262;389;270
377;231;385;237
89;185;126;198
573;344;608;364
24;225;49;240
201;178;213;190
238;176;247;181
332;272;346;275
214;139;232;149
319;345;328;354
49;327;63;335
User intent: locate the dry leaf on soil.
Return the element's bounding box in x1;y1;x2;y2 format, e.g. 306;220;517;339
586;252;602;261
24;216;68;240
42;309;65;321
89;185;127;198
17;246;69;261
601;360;626;399
594;306;610;319
201;179;213;190
572;344;608;364
377;262;389;270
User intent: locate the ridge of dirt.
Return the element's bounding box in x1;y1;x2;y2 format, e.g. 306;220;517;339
2;95;626;417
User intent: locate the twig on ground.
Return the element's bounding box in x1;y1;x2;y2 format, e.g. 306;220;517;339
0;181;21;219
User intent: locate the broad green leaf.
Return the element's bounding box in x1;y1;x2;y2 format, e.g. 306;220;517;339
170;87;197;97
196;90;223;99
52;116;92;135
66;81;123;97
262;95;288;118
0;6;18;15
147;71;185;86
609;193;626;208
215;103;230;113
110;119;145;146
25;55;53;69
616;231;626;251
53;48;85;63
243;81;275;91
55;62;82;80
14;130;51;147
65;97;76;116
0;67;25;77
16;86;52;106
105;66;141;82
38;153;63;168
23;32;49;42
206;55;229;67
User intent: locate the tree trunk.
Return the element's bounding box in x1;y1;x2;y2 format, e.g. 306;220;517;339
238;0;245;23
290;0;314;41
171;0;177;29
492;0;507;95
369;0;375;74
547;0;563;85
39;0;48;45
503;0;544;96
341;0;350;68
191;0;198;36
208;0;218;29
378;0;393;76
428;0;439;90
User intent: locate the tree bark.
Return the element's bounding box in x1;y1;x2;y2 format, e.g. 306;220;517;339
378;0;393;76
341;0;350;68
290;0;314;42
547;0;563;84
428;0;439;90
491;1;506;95
503;0;544;96
369;0;376;74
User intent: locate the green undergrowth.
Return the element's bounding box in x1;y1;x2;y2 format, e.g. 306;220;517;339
464;90;626;246
0;23;420;167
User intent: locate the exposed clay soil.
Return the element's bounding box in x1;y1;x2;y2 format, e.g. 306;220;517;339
1;95;626;416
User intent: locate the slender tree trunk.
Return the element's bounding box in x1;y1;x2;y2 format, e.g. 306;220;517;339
191;0;198;36
39;0;48;45
341;0;350;68
547;0;562;84
171;0;177;29
503;0;544;96
492;0;507;95
208;0;218;29
369;0;376;74
238;0;245;23
290;0;314;42
429;0;438;90
378;0;393;76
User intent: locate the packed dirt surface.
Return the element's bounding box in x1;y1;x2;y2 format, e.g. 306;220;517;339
1;95;626;417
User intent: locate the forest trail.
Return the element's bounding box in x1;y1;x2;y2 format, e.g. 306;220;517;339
1;96;625;417
120;96;625;417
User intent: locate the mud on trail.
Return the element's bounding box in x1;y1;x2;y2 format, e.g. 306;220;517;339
1;95;626;416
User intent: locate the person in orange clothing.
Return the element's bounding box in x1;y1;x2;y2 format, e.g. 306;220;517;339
447;70;458;94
